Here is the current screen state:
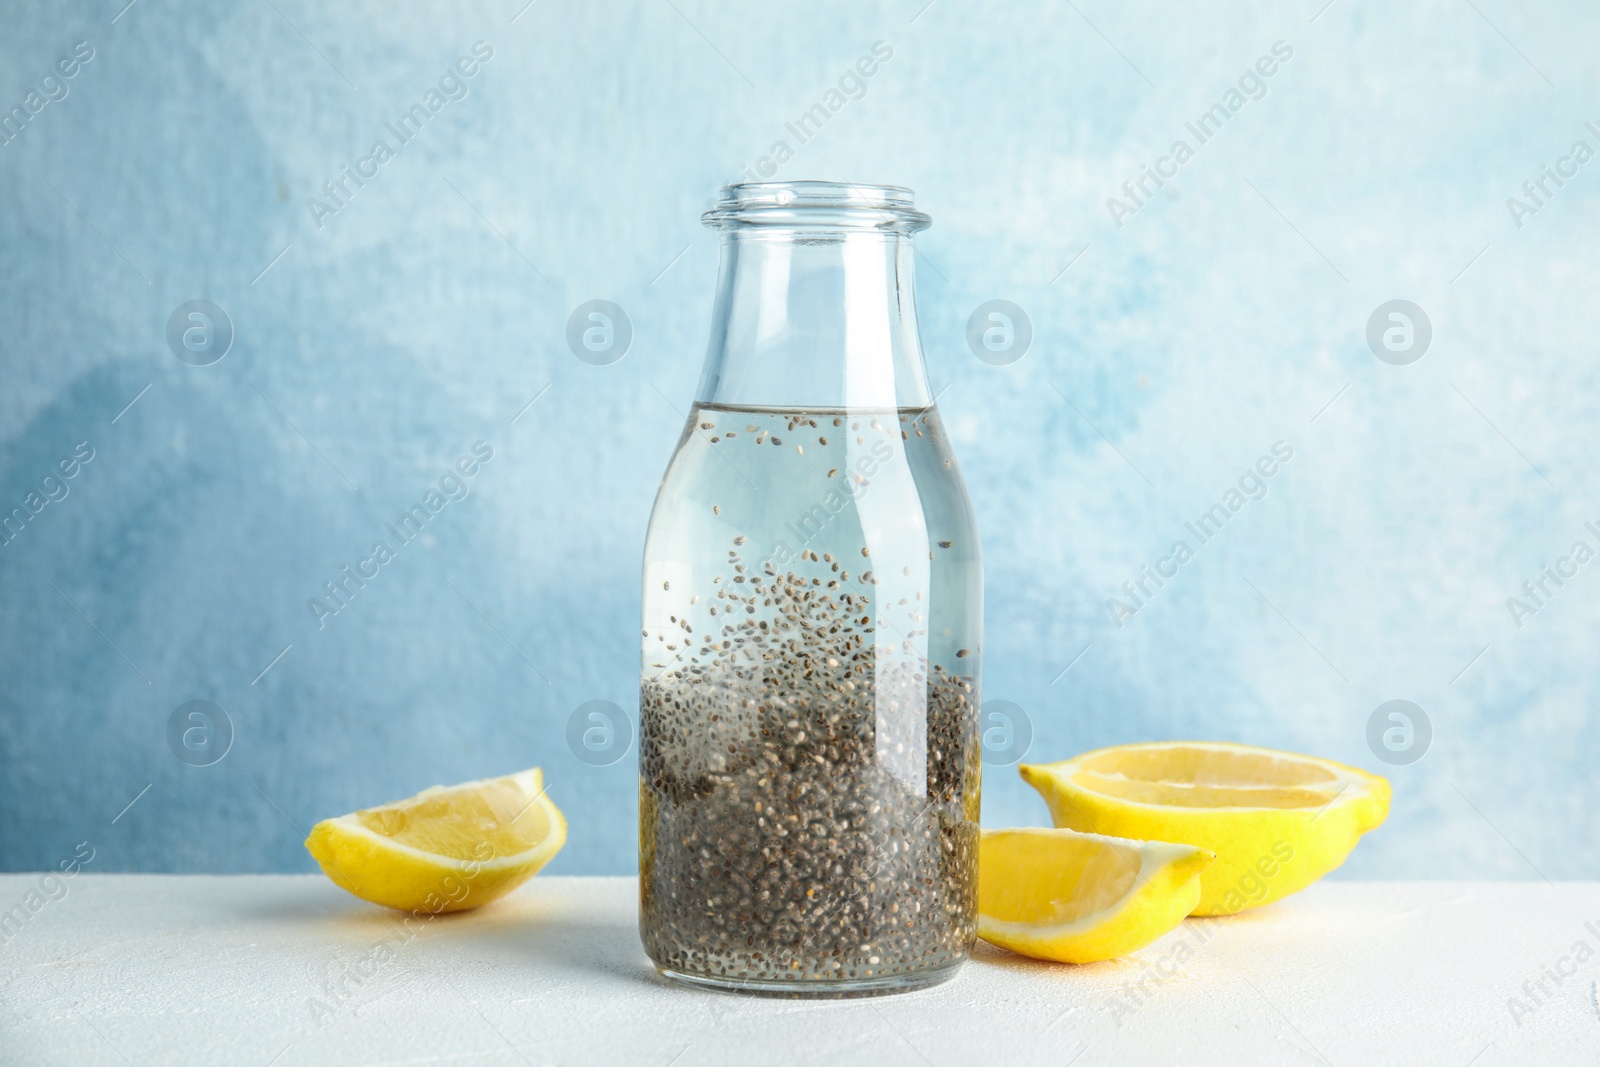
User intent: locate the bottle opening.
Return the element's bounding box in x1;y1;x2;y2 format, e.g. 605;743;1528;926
703;180;931;234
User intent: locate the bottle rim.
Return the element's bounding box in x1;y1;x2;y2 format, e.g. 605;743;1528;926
703;180;931;233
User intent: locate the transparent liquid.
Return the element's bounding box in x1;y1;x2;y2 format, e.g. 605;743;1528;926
639;404;980;993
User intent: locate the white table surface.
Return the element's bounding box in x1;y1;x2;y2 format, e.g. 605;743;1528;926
2;875;1596;1065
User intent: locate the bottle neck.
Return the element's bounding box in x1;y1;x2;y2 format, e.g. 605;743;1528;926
695;230;931;412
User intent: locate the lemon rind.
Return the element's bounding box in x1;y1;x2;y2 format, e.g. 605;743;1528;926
1022;742;1385;817
976;827;1208;944
314;802;567;875
306;768;567;876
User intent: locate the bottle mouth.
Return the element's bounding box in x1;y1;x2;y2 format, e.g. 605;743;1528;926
703;181;931;234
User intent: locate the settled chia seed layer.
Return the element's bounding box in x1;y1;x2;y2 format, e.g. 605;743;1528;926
640;533;979;987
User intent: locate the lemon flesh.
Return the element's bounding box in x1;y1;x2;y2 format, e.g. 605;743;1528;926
305;767;566;913
979;827;1213;963
1020;742;1389;916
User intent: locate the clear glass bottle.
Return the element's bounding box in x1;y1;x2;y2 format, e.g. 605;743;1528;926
638;181;981;996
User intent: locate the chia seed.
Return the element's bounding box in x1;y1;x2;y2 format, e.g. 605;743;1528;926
640;541;979;990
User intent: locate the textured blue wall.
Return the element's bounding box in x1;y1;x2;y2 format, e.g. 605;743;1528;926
3;0;1596;879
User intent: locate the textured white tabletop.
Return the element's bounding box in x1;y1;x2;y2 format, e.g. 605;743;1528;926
2;875;1596;1065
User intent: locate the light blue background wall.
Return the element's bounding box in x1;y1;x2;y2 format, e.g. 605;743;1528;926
3;0;1597;878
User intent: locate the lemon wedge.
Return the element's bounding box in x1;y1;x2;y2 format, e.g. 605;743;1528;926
978;827;1213;963
1020;742;1389;916
305;767;566;913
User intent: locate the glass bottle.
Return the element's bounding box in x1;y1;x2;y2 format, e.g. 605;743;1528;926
638;181;981;996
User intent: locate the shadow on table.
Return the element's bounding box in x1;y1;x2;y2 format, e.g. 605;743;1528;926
250;881;1295;998
451;892;664;992
233;880;664;991
969;937;1106;979
967;909;1284;981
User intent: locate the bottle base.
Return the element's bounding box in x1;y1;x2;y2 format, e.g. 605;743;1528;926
654;960;964;999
